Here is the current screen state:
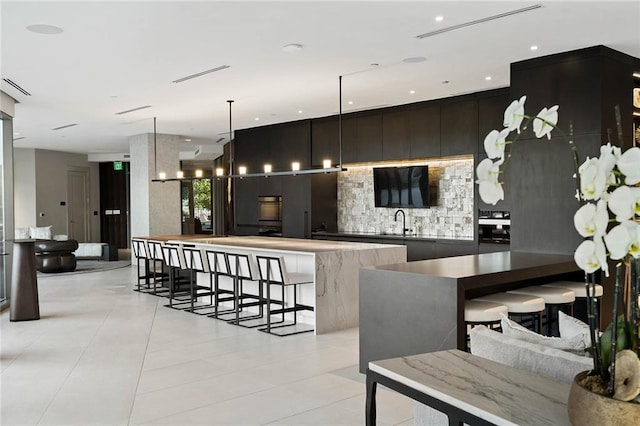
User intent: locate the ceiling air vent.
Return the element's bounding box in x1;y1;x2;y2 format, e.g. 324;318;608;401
124;154;130;158
52;123;78;130
172;65;230;83
215;137;225;144
415;4;542;39
2;78;31;96
13;136;25;141
115;105;152;115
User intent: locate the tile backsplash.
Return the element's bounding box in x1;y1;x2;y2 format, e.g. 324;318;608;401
337;159;474;239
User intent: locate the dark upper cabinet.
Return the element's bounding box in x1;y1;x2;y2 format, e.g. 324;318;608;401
408;102;441;158
477;89;511;154
356;112;383;162
234;127;270;173
341;115;358;163
270;121;311;171
440;98;478;156
311;116;340;167
382;108;410;160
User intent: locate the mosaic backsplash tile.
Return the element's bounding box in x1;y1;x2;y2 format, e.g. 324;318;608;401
337;159;474;239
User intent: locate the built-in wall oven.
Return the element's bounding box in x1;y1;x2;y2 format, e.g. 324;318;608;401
258;195;282;236
478;210;510;244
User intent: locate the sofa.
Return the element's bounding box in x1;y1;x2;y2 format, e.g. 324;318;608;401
34;239;79;273
414;321;592;425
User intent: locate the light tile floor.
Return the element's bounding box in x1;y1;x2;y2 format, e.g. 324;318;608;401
1;266;414;425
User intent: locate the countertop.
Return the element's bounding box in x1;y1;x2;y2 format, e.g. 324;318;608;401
312;231;474;243
171;235;406;254
369;251;577;280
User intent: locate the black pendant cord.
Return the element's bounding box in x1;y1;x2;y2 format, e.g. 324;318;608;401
339;75;343;168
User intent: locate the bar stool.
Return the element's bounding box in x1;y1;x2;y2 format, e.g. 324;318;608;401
256;255;314;336
464;300;508;351
224;252;266;327
147;240;170;296
475;293;545;333
131;239;148;291
182;246;216;315
204;250;236;318
161;244;186;309
542;281;603;325
508;286;575;336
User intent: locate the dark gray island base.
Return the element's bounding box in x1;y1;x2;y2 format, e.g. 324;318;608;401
359;251;581;373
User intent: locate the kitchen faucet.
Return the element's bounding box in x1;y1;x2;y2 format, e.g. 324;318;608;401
394;209;408;237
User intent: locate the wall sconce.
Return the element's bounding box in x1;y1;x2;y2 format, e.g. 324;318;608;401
264;164;272;173
195;169;203;178
238;166;247;175
176;171;184;179
323;159;332;169
216;167;224;177
158;172;167;180
292;161;300;171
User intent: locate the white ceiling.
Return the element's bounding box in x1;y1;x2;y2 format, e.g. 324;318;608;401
2;1;639;157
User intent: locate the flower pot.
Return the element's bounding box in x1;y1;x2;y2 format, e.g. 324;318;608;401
567;371;640;425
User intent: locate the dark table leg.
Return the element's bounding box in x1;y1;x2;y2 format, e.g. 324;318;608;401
365;369;377;426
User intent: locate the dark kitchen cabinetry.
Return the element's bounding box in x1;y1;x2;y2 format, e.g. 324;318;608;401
270;121;311;171
477;88;511;154
382;108;410;160
311;116;340;167
341;112;383;163
234;178;259;233
281;173;337;238
234;127;270;173
408;102;441;159
440;98;478;156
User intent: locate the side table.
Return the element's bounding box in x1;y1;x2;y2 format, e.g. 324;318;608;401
10;239;40;321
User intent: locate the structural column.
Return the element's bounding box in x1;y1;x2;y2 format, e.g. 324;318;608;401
129;132;182;242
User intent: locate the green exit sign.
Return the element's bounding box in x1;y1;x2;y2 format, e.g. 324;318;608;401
113;161;123;171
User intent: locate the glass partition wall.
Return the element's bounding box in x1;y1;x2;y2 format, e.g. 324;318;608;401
0;112;15;309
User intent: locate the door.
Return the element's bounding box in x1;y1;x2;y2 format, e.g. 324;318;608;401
67;169;90;242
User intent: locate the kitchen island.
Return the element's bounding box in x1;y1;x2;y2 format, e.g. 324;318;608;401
359;251;581;372
168;236;407;334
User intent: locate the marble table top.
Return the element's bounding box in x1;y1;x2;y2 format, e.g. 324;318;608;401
168;236;404;254
370;349;570;426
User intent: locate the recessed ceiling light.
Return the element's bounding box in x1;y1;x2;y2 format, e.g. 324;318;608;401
402;56;426;64
348;101;353;105
110;95;118;98
282;43;303;52
255;117;260;121
298;110;303;114
185;138;191;142
435;16;444;22
26;24;63;35
485;76;492;81
409;90;416;94
530;45;538;51
13;132;20;136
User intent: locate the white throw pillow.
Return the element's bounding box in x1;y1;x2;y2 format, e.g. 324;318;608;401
470;325;592;384
29;225;52;240
15;227;30;239
558;311;593;348
500;313;587;355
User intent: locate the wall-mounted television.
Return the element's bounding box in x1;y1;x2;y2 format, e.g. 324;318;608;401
373;165;430;208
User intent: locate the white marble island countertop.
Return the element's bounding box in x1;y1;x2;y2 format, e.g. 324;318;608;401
179;235;404;254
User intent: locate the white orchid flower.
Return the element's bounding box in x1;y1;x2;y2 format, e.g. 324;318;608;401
483;128;510;159
574;200;609;238
578;157;608;201
532;105;559;140
599;143;621;177
617;146;640;185
503;95;526;133
476;158;504;205
608;186;640;222
604;221;640;260
574;237;608;276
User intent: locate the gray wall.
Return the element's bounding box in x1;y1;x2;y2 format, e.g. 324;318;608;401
14;148;100;241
